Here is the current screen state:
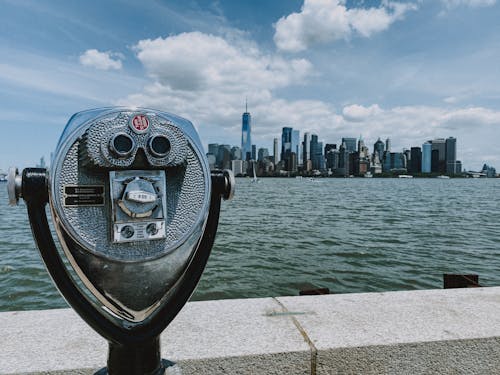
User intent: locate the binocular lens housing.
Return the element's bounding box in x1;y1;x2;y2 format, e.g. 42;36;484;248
148;135;171;158
46;108;212;323
110;133;135;158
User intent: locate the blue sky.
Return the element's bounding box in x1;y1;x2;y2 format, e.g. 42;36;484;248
1;0;500;171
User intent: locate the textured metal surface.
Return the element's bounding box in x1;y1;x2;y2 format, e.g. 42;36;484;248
81;112;188;169
54;142;207;260
48;108;211;322
52;113;208;261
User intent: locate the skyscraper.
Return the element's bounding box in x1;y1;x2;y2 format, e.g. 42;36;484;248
217;144;231;169
385;138;391;152
310;134;322;170
318;142;325;170
281;127;293;161
257;148;269;162
281;127;296;172
410;147;422;173
324;144;337;157
273;138;279;164
303;132;311;167
338;142;349;176
445;137;456;161
373;138;385;161
208;143;219;157
431;138;446;173
292;130;301;166
241;103;252;161
341;137;356;152
357;137;364;153
422;142;432;173
445;137;457;174
230;146;242;160
382;152;405;172
326;148;339;170
231;160;244;176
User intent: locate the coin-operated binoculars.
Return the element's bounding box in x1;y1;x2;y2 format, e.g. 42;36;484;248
8;107;234;374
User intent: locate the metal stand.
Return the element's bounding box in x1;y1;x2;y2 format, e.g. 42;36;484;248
21;168;231;375
94;336;178;375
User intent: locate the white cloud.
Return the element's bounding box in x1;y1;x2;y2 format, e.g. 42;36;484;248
79;49;123;70
134;32;312;92
273;0;417;52
441;0;496;8
342;104;382;122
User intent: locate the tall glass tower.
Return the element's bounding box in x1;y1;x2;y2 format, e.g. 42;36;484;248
445;137;457;174
292;130;300;165
241;102;252;161
281;127;293;161
341;137;356;152
303;132;311;166
422;142;432;173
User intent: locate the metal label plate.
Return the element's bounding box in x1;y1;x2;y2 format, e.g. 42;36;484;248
64;185;104;195
63;185;105;207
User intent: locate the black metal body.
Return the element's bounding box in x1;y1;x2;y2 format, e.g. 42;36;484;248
23;168;225;375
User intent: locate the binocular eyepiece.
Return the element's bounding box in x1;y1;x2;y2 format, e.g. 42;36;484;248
109;133;172;160
8;107;234;374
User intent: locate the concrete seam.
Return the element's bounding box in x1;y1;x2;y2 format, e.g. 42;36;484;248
272;297;317;375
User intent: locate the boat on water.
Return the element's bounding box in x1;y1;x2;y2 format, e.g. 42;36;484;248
0;174;7;183
251;161;260;183
437;175;450;179
398;174;413;179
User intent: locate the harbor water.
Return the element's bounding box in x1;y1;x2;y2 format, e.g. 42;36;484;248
1;178;500;311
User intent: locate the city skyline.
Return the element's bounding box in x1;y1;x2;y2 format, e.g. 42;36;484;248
203;106;496;177
2;1;500;171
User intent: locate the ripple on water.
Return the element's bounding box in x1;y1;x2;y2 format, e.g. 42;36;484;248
1;179;500;310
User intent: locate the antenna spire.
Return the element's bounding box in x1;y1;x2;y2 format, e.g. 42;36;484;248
245;97;248;113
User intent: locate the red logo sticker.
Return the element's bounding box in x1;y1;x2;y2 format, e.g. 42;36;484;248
131;114;149;132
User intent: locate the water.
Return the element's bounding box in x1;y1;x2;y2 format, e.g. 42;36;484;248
1;178;500;312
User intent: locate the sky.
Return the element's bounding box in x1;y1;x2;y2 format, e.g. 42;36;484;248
1;0;500;171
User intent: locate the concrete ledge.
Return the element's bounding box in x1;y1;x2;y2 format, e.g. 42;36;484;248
2;287;500;374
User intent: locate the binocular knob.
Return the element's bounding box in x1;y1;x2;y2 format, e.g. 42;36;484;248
7;167;23;206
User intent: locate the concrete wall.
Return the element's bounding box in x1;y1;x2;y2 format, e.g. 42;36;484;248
2;287;500;374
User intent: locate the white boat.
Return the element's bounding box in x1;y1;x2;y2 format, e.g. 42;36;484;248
251;161;259;183
398;174;413;179
0;174;7;183
437;175;450;179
